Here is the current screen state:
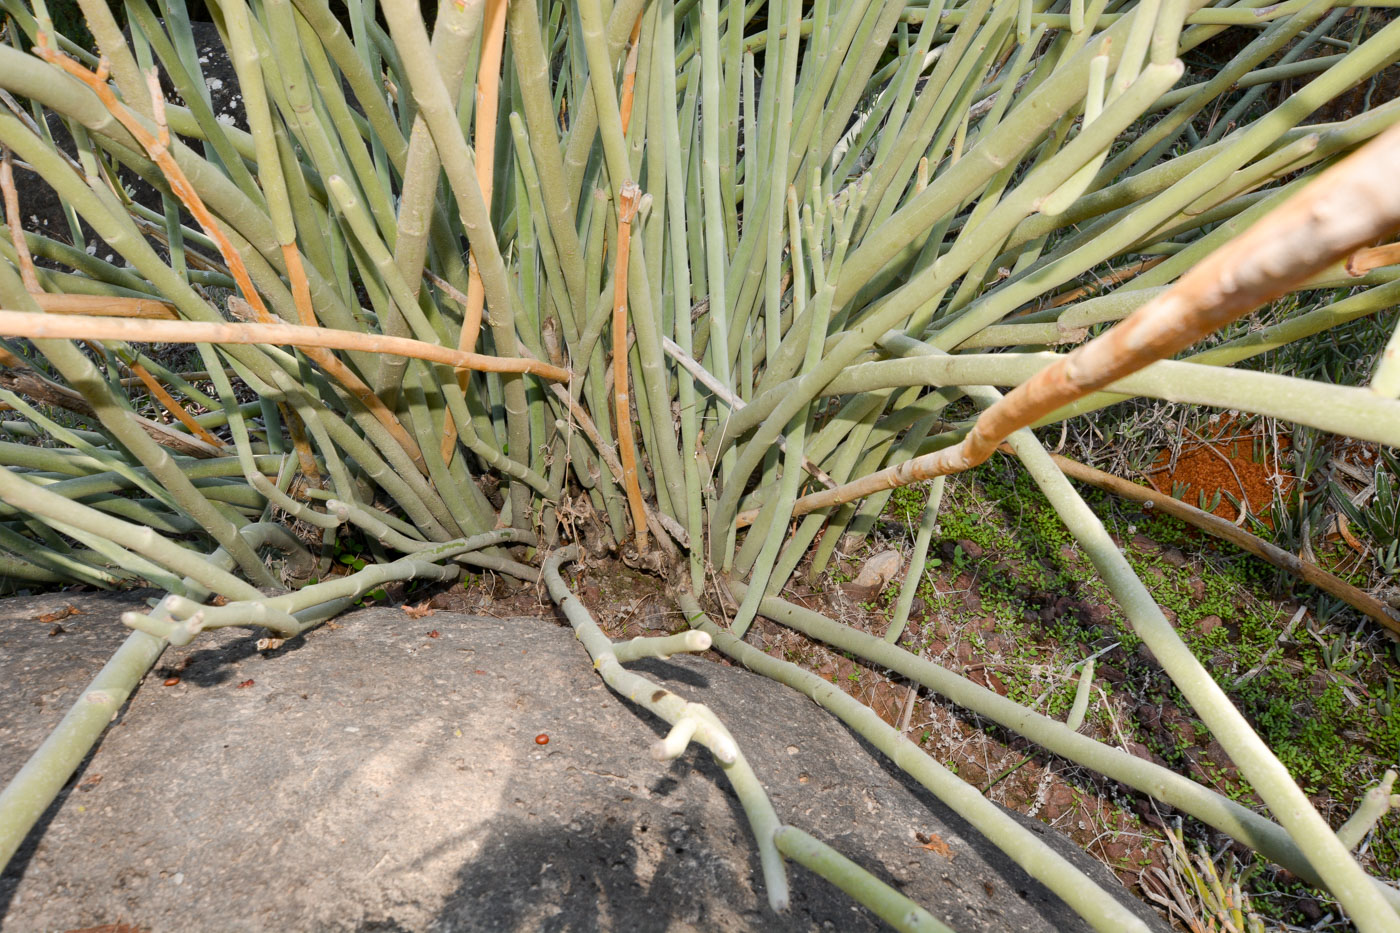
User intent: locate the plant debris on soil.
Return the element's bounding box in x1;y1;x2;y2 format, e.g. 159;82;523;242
393;451;1400;930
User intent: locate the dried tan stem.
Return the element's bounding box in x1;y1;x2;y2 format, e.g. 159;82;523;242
277;243;326;484
613;181;648;552
1347;241;1400;276
1051;452;1400;637
774;124;1400;522
1043;256;1167;311
278;400;321;486
442;0;508;465
32;293;178;319
127;360;225;449
0;149;38;292
460;0;507;354
281;243;318;328
618;13;645;136
0;309;571;381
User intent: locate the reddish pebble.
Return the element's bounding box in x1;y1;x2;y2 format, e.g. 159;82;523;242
163;677;180;687
534;734;549;745
237;679;255;688
427;630;440;639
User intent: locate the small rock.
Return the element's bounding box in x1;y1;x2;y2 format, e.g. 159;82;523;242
1046;784;1075;812
855;550;903;590
1098;664;1126;684
957;539;985;560
1130;534;1159;553
1295;896;1324;922
1161;547;1187;568
1194;614;1223;636
1081;604;1112;626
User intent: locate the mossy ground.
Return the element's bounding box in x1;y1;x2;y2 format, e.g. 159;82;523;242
747;456;1400;928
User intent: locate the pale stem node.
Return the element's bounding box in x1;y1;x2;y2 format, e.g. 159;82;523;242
652;715;700;762
1338;770;1400;851
612;630;713;664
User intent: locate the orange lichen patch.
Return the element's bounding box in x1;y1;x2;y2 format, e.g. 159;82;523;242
1145;419;1294;523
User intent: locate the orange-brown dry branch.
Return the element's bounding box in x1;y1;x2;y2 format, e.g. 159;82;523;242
1051;452;1400;637
613;181;649;552
0;149;38;292
773;123;1400;522
1042;256;1168;311
618;13;645;136
127;361;226;450
32;293;178;319
2;136;218;448
0;310;571;382
1347;240;1400;276
441;0;508;466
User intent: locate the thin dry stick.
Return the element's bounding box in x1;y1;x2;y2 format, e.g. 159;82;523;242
0;149;39;292
769;123;1400;523
662;335;835;488
0;310;571;381
279;398;321;484
1043;256;1168;311
1050;452;1400;636
441;0;508;465
127;360;225;449
618;13;645;136
613;181;648;552
38;48;432;475
266;247;322;484
0;364;222;457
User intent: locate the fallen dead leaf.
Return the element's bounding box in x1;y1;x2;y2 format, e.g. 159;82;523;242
37;605;80;624
403;600;436;619
236;679;255;689
914;831;954;858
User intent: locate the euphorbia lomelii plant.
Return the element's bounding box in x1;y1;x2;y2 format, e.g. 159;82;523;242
1;0;1400;928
